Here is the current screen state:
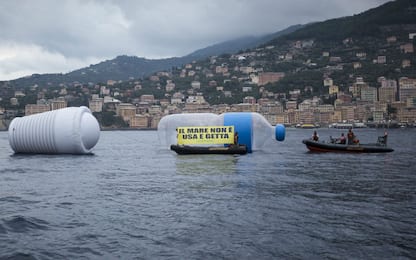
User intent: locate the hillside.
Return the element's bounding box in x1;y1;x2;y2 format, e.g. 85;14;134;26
273;0;416;43
114;0;416;104
1;0;415;109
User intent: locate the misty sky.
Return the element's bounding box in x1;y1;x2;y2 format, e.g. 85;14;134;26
0;0;391;81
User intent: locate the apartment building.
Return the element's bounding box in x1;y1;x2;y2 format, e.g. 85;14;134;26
130;114;149;128
117;103;137;122
89;98;104;113
258;72;285;86
399;77;416;102
25;104;50;116
50;98;67;110
379;79;397;102
360;86;377;102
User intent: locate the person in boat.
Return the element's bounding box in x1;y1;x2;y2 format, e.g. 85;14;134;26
338;133;346;144
347;128;355;144
312;131;319;141
234;132;239;145
378;131;388;145
347;128;359;144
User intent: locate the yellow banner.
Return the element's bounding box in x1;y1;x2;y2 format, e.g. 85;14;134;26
177;126;234;145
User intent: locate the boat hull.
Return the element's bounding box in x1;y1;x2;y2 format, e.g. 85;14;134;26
302;139;394;153
170;144;248;155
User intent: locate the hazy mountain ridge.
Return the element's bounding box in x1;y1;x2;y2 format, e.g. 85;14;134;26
5;25;302;88
187;24;304;58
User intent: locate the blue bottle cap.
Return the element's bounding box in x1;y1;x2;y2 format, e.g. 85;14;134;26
275;124;285;141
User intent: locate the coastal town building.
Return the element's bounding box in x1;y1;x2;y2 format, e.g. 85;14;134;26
89;97;104;113
258;72;285;86
360;86;377;102
130;114;149;128
50;98;67;111
117;103;136;123
25;104;50;116
379;78;397;102
399;77;416;102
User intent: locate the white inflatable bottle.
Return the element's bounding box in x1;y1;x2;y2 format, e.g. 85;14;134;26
157;112;285;153
8;106;100;154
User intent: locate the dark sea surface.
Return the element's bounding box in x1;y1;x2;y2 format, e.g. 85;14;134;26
0;128;415;259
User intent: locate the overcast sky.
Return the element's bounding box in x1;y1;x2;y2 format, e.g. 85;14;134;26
0;0;391;81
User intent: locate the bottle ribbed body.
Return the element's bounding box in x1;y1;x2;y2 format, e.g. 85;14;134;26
8;106;100;154
9;110;58;153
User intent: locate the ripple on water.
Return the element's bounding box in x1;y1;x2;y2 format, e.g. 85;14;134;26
0;130;415;259
0;252;39;260
2;215;50;233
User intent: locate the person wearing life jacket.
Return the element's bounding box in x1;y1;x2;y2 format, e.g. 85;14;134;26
338;133;346;144
312;131;319;141
347;128;355;145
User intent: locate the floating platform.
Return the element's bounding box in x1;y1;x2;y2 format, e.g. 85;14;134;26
170;144;248;155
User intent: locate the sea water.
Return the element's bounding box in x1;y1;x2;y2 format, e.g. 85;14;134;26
0;128;415;259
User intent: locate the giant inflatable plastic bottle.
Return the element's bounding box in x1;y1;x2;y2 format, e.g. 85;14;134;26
157;112;285;153
8;106;100;154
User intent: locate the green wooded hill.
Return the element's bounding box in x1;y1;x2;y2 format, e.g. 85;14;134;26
276;0;416;42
